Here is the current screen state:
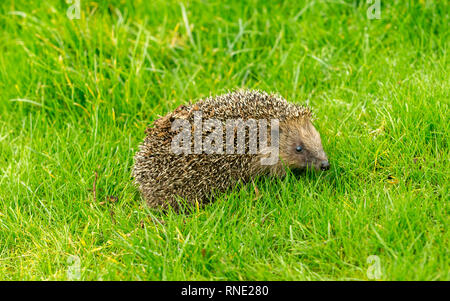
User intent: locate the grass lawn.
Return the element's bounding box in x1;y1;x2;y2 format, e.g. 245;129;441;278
0;0;448;280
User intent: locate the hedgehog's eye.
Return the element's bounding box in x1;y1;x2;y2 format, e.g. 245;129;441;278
296;146;303;153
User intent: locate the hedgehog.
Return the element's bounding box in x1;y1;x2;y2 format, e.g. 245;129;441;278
133;89;329;210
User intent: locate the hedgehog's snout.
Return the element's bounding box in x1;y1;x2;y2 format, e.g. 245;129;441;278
320;160;330;171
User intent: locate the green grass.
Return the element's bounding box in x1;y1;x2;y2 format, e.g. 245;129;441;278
0;0;448;280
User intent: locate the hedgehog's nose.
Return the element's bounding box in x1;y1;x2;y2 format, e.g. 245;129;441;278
320;160;330;171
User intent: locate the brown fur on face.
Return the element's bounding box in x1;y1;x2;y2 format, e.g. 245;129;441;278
275;117;329;174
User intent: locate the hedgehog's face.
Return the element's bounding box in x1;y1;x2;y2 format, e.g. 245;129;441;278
279;119;329;172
